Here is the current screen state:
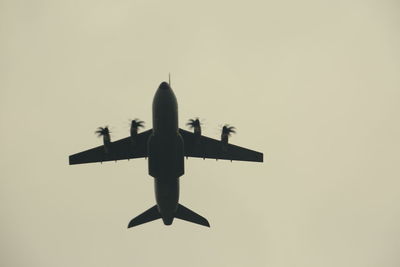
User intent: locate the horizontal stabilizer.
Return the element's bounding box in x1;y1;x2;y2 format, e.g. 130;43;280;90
128;205;161;228
175;204;210;227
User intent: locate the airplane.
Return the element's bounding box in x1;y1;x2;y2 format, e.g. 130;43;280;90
69;81;263;228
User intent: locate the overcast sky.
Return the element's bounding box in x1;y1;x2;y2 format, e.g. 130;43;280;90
1;0;400;266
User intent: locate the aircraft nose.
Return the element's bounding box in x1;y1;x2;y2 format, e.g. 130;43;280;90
158;81;170;90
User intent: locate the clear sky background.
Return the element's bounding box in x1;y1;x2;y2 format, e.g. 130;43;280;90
1;0;400;266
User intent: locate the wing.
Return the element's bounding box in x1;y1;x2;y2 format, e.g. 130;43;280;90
179;129;263;162
69;129;152;165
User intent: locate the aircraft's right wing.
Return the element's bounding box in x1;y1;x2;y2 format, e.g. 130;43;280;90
179;129;263;162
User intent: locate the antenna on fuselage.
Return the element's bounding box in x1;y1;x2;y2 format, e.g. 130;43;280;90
168;73;171;86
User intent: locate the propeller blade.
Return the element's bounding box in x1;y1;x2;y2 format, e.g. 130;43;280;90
95;126;110;137
221;124;236;136
130;119;145;129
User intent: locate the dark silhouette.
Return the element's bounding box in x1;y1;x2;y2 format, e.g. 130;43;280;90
69;81;263;228
129;119;144;146
221;124;236;150
186;117;202;136
95;126;111;153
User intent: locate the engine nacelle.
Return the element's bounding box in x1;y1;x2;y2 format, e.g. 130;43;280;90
130;126;138;144
220;125;235;150
221;133;229;145
194;124;201;138
187;118;201;138
103;133;111;153
130;127;138;137
130;119;145;145
95;126;112;153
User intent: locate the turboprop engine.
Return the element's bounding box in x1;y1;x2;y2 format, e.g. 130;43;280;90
130;119;145;144
186;118;202;137
221;124;236;146
95;126;111;153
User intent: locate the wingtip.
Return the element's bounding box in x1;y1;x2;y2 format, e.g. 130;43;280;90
202;217;211;227
68;155;73;165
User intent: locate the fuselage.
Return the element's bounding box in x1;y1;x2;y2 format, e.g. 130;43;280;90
147;82;184;225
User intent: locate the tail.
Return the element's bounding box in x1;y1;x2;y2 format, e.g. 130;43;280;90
127;205;161;228
175;204;210;227
127;204;210;228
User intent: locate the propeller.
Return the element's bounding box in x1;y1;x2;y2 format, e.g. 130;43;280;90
130;119;145;142
221;124;236;145
95;126;111;152
186;117;203;135
186;117;201;129
95;126;110;137
130;119;145;131
221;124;236;137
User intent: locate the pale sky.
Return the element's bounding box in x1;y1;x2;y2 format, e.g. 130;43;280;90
1;0;400;266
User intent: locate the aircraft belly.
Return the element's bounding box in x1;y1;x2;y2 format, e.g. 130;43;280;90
154;177;179;217
148;134;184;178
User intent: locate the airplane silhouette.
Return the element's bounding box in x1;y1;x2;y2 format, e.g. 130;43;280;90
69;81;263;228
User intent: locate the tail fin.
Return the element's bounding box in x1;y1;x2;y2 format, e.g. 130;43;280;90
175;204;210;227
128;205;161;228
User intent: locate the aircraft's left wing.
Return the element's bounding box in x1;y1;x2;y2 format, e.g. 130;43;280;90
69;129;152;165
179;129;263;162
